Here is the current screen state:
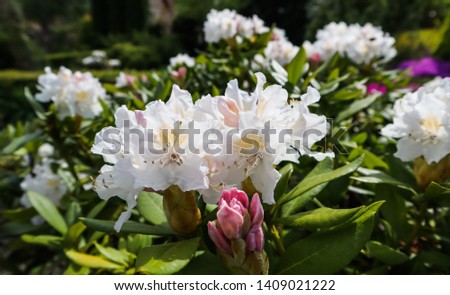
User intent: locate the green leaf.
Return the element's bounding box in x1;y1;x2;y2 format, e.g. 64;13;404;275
24;87;46;119
423;182;450;206
65;221;87;246
352;167;416;193
65;250;122;269
417;251;450;267
64;263;90;275
375;185;409;241
287;47;307;85
176;251;230;275
335;94;377;122
65;202;82;226
0;222;37;238
365;241;409;265
274;201;383;274
80;218;174;236
332;88;364;101
274;164;294;201
279;155;364;206
2;207;36;222
2;130;42;155
21;234;63;248
26;191;68;235
277;206;362;230
349;147;389;170
281;158;334;216
136;192;167;225
95;243;130;266
136;238;200;274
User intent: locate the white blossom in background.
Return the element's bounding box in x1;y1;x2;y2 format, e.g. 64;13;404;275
168;53;195;70
263;39;300;66
92;73;332;230
82;50;121;68
203;9;269;43
381;78;450;164
303;22;396;65
35;67;108;119
20;144;68;224
115;72;136;88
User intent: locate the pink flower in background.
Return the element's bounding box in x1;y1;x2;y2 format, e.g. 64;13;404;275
171;66;187;79
398;57;450;78
367;83;387;95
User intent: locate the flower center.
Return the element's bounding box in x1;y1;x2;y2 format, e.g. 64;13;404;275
421;116;441;133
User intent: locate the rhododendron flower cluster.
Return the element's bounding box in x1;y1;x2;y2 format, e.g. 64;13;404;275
203;9;269;43
303;22;396;65
381;78;450;164
168;53;195;70
91;73;331;231
20;144;67;224
208;189;268;274
35;67;108;119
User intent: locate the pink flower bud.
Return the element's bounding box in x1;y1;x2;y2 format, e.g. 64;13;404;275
208;221;232;255
171;67;187;79
217;200;244;239
246;226;264;253
249;193;263;226
310;53;321;63
221;188;249;209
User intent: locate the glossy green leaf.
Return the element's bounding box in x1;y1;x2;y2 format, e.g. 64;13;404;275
95;243;130;266
2;207;36;222
2;130;42;155
0;222;37;238
423;182;450;206
349;147;389;170
26;191;68;235
375;185;409;241
352;167;415;192
21;234;63;248
417;251;450;267
287;47;307;85
281;158;333;216
335;94;377;122
277;206;362;230
80;218;174;236
176;251;230;275
137;192;167;225
65;202;82;226
365;241;409;265
274;163;294;201
279;155;364;206
136;238;200;274
65;221;87;245
65;250;122;269
274;201;383;274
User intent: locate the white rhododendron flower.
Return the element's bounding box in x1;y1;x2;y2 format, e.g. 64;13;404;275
20;147;68;225
381;78;450;164
115;72;136;88
303;22;396;65
36;67;108;119
203;9;269;43
169;53;195;70
92;73;332;230
263;39;300;66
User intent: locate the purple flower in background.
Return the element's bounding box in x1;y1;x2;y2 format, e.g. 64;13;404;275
367;83;387;95
398;57;450;77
